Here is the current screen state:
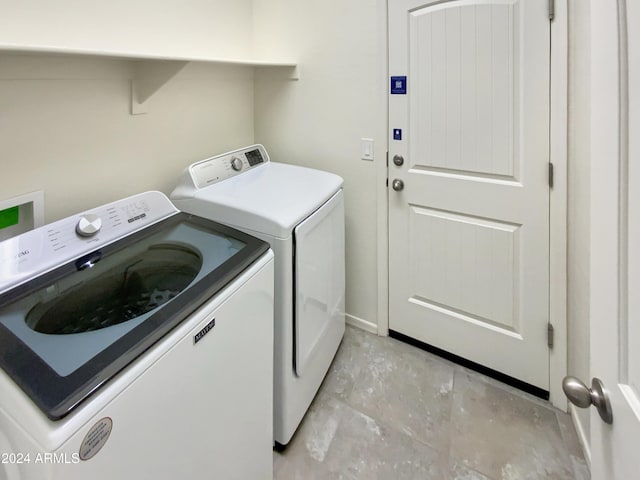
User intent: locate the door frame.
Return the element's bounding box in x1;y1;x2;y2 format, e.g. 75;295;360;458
376;0;569;409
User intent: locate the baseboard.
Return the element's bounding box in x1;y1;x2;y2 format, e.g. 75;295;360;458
345;314;378;334
569;404;591;468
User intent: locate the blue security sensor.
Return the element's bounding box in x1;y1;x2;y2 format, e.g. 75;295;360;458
393;129;402;140
390;76;407;94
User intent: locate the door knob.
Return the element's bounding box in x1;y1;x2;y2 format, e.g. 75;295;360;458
562;376;613;424
392;179;404;191
392;154;404;166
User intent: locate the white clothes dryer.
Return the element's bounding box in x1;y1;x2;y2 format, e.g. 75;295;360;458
171;145;345;447
0;191;274;479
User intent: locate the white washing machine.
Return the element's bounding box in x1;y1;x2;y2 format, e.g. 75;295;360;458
0;191;274;479
171;144;345;447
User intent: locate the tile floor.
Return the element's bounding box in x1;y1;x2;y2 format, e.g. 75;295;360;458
274;326;590;480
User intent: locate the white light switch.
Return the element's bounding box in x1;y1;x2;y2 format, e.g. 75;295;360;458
361;138;374;161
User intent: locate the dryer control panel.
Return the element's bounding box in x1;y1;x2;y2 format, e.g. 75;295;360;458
188;144;270;189
0;191;179;294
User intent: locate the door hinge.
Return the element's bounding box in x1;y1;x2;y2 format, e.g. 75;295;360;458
547;323;555;348
386;178;389;187
548;162;554;188
386;151;389;167
548;0;555;21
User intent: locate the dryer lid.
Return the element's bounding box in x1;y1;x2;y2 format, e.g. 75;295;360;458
174;162;343;238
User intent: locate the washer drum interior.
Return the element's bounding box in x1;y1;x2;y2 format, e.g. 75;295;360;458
26;244;202;335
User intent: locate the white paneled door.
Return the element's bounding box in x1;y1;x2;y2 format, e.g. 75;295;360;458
589;0;640;477
388;0;551;390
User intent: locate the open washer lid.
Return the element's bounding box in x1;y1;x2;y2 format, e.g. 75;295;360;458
171;145;343;239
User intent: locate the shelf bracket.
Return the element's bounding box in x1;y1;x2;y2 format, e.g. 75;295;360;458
130;60;189;115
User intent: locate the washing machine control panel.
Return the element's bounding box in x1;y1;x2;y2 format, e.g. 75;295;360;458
0;191;179;294
190;144;270;189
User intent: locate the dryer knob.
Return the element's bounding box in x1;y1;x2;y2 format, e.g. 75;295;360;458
230;157;243;171
76;214;103;237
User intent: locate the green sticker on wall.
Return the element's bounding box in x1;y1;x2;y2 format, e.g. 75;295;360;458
0;206;19;230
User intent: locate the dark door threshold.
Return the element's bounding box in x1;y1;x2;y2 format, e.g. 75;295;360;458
389;329;550;401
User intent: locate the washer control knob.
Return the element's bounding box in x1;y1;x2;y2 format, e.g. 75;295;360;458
76;214;102;237
230;157;243;171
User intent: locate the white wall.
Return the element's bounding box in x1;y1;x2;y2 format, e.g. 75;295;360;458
252;0;387;329
0;0;387;330
567;0;592;461
0;1;261;222
0;56;255;222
